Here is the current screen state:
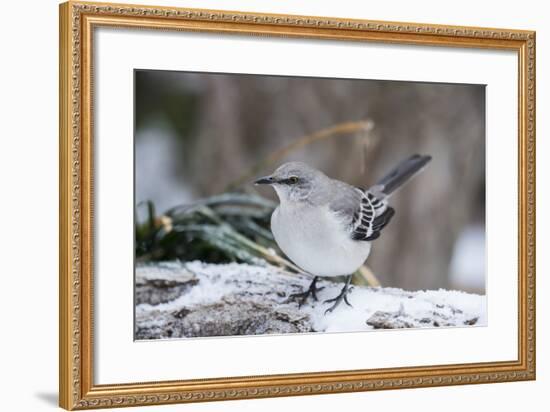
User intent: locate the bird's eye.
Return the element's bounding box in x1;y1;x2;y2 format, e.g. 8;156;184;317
288;176;299;184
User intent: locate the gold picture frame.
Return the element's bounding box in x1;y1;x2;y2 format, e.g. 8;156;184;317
59;1;536;409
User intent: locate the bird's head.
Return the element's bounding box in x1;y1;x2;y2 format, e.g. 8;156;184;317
254;162;327;203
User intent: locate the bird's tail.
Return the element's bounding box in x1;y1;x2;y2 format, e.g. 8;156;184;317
372;154;432;197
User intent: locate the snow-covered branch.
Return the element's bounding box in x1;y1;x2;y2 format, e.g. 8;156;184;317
136;261;486;339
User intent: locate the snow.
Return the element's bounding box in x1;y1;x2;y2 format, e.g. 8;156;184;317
302;282;486;333
135;124;195;213
449;224;486;292
136;261;487;338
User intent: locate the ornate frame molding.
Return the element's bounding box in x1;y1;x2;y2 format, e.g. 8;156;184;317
59;1;536;409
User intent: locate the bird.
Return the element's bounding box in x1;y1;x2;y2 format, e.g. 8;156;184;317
254;154;432;314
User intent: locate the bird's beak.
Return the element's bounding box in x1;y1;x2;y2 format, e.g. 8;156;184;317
254;175;275;185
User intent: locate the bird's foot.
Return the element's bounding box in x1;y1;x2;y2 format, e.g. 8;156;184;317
287;276;324;308
324;275;354;315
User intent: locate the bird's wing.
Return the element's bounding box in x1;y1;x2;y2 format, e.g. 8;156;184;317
329;184;394;242
352;189;395;241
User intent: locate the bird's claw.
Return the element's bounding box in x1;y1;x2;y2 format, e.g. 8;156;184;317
286;277;324;308
323;281;354;315
343;289;353;307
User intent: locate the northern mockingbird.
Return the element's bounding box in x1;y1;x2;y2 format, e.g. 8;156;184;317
255;154;432;314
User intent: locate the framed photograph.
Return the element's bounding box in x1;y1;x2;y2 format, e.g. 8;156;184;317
59;1;536;409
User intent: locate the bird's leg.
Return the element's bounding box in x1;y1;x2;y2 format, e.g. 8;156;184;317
287;276;325;308
324;274;354;314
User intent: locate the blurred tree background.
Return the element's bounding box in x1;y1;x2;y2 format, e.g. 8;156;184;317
135;70;485;293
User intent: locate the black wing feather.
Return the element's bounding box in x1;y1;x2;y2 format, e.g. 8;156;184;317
351;190;395;241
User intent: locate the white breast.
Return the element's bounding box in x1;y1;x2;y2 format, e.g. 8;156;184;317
271;203;371;277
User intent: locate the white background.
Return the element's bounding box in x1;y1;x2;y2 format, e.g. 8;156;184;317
95;28;516;383
0;0;547;411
